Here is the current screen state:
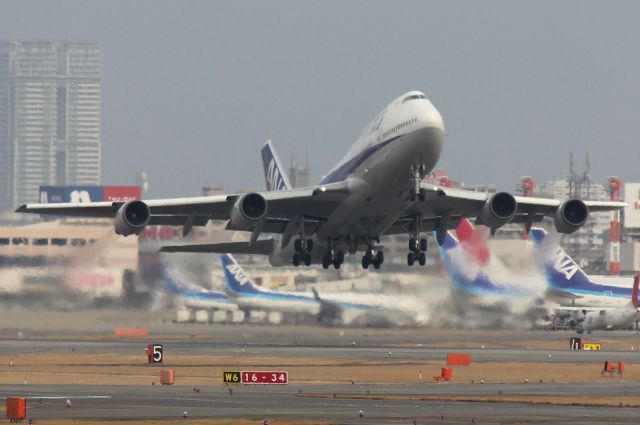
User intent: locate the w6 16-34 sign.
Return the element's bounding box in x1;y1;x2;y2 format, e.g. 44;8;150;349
223;371;288;384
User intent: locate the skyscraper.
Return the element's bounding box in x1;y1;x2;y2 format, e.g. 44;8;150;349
0;41;102;211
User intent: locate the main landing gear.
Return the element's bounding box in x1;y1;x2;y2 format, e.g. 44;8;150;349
292;238;313;267
322;250;345;270
362;249;384;270
407;236;427;266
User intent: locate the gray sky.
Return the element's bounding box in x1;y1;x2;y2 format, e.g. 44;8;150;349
2;1;639;197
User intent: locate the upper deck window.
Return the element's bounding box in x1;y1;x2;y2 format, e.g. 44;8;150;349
402;94;427;103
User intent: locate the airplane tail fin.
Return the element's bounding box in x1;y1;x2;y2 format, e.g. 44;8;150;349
529;227;593;291
161;261;200;295
261;140;292;191
633;273;640;308
221;254;261;294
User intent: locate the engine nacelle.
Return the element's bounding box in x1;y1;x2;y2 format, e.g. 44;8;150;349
230;193;267;229
114;200;150;236
478;192;517;229
554;199;588;234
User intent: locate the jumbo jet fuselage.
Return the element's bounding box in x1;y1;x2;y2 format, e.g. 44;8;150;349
269;92;445;266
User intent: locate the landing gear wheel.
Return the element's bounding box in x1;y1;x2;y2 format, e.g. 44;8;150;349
407;252;415;266
373;259;381;269
418;188;426;202
420;238;428;252
409;191;417;202
292;253;301;267
322;255;331;269
306;239;314;252
303;252;312;266
294;239;303;252
362;255;370;269
375;250;384;265
409;238;417;252
333;259;341;270
418;252;426;266
336;251;344;264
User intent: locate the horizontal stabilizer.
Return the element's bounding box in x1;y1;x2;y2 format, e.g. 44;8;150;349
160;239;275;255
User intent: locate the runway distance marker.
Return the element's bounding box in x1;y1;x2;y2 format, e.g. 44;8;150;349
146;344;163;363
223;371;241;384
241;371;288;385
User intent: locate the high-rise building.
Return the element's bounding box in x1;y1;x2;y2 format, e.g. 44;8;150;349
0;41;102;211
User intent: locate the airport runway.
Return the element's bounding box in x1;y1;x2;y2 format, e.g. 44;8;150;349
1;382;640;424
2;336;640;364
2;332;640;424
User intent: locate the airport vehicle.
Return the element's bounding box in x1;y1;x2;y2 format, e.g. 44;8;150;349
221;253;427;326
162;261;239;321
16;91;626;269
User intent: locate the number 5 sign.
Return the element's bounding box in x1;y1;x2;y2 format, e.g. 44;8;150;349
147;344;163;363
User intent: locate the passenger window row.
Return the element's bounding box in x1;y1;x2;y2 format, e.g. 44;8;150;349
382;117;418;140
0;237;96;246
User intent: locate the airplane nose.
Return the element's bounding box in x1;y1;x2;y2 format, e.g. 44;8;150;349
420;101;445;134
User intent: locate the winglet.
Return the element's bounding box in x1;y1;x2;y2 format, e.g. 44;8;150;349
633;273;640;308
261;140;292;191
311;287;321;301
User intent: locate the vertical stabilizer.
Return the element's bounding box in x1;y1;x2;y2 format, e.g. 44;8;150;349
633;273;639;308
529;227;600;292
221;254;261;294
261;140;292;191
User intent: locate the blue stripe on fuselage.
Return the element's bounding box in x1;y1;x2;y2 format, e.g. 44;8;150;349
320;135;400;184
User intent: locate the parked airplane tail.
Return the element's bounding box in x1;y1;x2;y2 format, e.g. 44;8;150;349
261;140;292;191
161;261;198;295
633;273;640;308
221;254;262;294
529;227;632;298
528;227;595;291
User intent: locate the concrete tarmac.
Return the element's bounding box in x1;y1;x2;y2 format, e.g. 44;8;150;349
2;325;640;423
1;382;640;424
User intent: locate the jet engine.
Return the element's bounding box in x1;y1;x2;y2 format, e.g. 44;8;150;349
554;199;588;234
230;193;267;228
114;200;150;236
478;192;517;229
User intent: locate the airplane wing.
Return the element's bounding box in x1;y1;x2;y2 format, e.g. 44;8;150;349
15;182;350;235
389;184;627;243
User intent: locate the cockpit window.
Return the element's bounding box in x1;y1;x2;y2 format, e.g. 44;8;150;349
402;94;427;103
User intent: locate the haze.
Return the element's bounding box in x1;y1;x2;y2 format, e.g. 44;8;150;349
2;1;638;197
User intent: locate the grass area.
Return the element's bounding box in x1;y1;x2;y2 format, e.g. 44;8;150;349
1;352;639;386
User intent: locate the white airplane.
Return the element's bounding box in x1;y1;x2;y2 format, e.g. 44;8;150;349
221;253;427;326
16;91;626;269
162;260;239;316
578;274;640;333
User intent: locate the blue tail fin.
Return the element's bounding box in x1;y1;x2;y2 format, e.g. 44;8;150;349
161;261;197;295
221;254;261;294
529;227;630;297
261;140;292;191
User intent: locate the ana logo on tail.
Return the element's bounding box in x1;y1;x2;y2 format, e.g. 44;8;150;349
552;247;580;280
225;263;252;286
261;140;291;192
266;158;287;191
